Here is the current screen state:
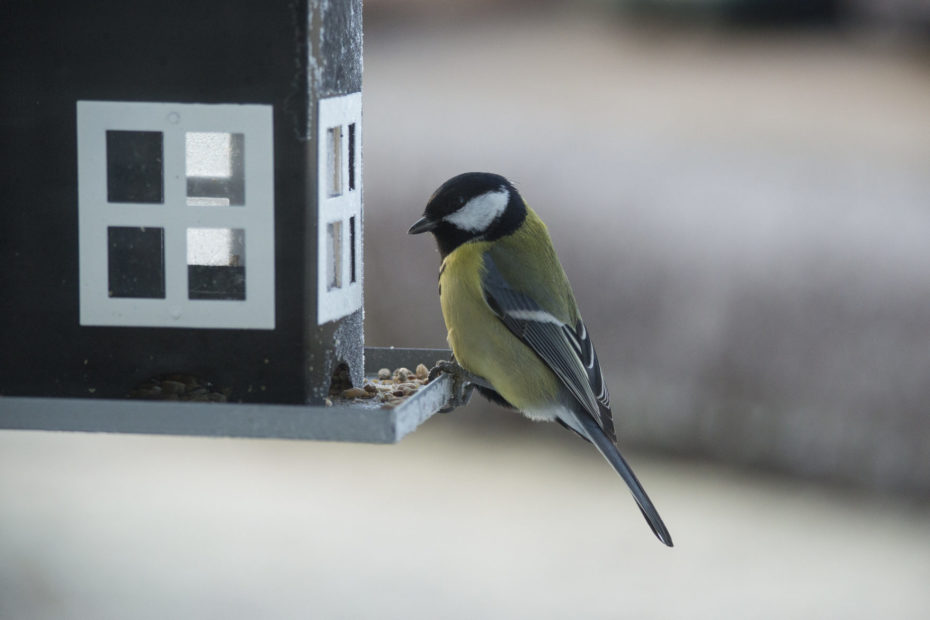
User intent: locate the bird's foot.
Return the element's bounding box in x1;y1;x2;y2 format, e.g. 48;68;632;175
428;359;490;412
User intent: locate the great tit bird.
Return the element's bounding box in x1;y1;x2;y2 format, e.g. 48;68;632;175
409;172;673;547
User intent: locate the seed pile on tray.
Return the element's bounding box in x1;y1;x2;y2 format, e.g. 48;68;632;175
338;363;431;407
129;374;229;402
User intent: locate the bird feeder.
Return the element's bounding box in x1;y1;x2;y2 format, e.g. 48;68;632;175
0;0;453;442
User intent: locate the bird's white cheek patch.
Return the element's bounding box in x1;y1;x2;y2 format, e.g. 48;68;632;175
444;189;509;232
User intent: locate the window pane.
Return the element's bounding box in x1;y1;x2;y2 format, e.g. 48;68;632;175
327;220;343;290
107;226;165;298
187;228;246;300
349;216;356;284
327;126;342;197
106;131;164;203
348;123;356;191
186;132;245;206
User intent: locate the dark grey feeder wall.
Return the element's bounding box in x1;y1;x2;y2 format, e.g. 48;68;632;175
0;0;364;404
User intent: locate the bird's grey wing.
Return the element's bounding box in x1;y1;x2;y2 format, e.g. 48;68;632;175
482;252;673;546
480;253;614;440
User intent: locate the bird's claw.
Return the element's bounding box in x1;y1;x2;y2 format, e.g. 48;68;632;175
429;359;488;413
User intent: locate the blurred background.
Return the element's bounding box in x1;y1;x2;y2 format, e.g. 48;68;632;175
3;1;930;618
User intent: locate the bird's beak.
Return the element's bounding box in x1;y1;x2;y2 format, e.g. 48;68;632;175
408;216;438;235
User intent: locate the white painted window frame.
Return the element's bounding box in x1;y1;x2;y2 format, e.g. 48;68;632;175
77;100;275;329
317;92;363;325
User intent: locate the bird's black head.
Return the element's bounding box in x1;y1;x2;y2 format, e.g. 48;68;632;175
408;172;527;258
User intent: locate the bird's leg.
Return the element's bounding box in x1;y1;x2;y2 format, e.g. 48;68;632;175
428;357;492;412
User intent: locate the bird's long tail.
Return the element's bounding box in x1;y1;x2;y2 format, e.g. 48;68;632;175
568;409;674;547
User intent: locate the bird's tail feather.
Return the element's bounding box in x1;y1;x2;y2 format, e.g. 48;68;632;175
568;409;674;547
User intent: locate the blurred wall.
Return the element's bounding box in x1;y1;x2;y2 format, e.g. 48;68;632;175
361;3;930;494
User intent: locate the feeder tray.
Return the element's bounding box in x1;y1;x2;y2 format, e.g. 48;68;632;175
0;348;456;444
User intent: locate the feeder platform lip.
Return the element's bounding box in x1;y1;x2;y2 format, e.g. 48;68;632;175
0;347;454;444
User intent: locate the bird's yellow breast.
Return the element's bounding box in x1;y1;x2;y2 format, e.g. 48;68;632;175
438;237;561;412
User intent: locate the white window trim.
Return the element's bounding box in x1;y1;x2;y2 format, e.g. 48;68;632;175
317;92;362;325
77;100;275;329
